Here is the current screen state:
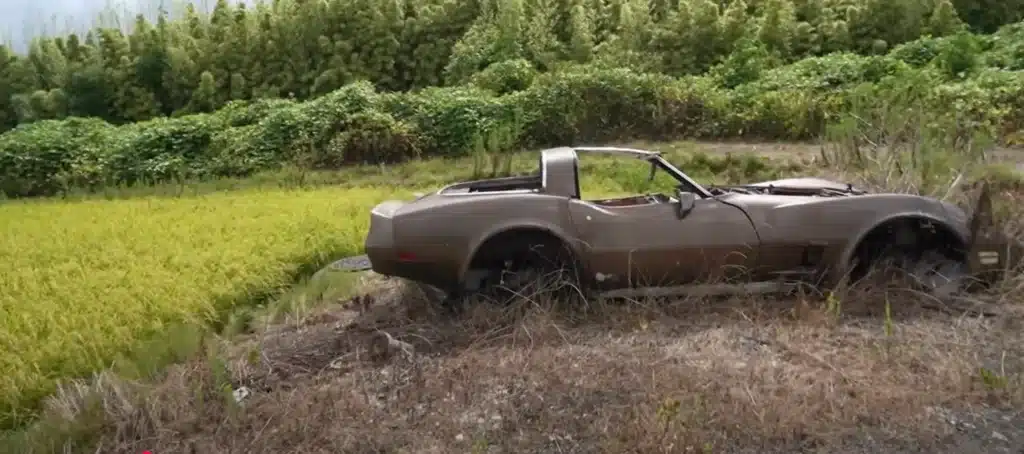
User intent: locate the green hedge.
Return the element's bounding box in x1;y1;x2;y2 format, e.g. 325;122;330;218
2;34;1024;198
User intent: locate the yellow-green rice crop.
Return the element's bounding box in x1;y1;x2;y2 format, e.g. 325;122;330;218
0;186;414;427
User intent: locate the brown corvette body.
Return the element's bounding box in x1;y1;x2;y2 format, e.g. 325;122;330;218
365;147;1019;299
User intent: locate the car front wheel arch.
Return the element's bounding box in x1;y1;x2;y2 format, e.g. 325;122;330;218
847;215;970;295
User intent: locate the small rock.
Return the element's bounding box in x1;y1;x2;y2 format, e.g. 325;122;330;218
368;330;415;361
456;434;465;442
232;386;251;403
992;431;1009;442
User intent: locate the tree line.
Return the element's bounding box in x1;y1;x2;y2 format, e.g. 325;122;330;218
0;0;1014;135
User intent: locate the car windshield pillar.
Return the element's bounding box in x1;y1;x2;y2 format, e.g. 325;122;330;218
651;157;712;198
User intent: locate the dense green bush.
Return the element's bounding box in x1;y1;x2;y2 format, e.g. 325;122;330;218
984;23;1024;70
105;114;226;185
470;59;539;95
742;53;913;92
518;67;708;145
2;20;1024;198
0;118;117;196
239;82;383;164
310;111;422;168
384;86;526;157
215;98;300;128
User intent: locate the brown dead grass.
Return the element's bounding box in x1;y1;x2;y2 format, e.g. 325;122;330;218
17;268;1024;454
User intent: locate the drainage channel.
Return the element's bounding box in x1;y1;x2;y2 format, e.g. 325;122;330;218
310;254;372;280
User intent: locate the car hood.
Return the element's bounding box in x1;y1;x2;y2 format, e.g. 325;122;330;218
741;178;969;224
715;180;973;242
745;177;858;192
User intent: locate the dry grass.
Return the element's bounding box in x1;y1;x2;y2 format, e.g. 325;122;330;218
12;266;1024;454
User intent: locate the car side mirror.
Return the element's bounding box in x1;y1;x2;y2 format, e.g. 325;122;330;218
676;189;696;218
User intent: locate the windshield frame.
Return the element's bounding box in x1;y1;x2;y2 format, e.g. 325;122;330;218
647;155;713;198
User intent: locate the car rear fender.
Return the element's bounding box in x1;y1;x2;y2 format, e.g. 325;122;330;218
457;220;583;281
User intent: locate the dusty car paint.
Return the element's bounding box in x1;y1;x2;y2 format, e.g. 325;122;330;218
364;146;1020;298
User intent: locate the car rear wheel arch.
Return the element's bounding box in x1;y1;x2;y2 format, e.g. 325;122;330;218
461;227;587;297
846;215;969;290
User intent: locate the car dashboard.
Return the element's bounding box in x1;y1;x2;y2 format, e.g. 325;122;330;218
588;193;675;207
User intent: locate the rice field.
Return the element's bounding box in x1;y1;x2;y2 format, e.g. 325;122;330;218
0;186;418;428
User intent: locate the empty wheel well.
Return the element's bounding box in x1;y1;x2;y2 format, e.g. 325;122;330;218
849;216;967;280
468;228;575;271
